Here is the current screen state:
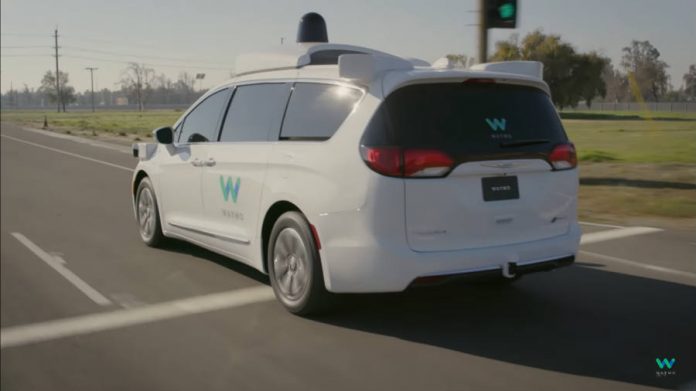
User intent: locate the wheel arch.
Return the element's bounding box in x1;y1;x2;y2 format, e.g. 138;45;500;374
131;169;166;235
132;169;149;200
260;201;302;274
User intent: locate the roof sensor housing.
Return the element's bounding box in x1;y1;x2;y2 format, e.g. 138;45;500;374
297;12;328;43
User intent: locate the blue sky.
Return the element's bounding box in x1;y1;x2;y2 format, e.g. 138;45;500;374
1;0;694;93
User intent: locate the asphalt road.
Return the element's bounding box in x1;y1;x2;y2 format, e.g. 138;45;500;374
1;121;695;391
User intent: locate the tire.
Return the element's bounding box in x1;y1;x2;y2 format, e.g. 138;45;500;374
135;177;165;247
267;211;330;315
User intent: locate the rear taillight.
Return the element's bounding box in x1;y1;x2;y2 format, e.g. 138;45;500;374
403;149;455;177
548;143;577;170
360;146;455;178
360;146;402;176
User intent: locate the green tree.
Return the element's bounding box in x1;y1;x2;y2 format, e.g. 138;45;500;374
445;54;469;68
491;34;520;61
491;30;607;109
620;40;670;101
684;64;696;101
38;70;76;112
575;52;609;108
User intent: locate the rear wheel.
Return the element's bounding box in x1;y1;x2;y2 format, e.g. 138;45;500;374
268;212;330;315
135;177;165;247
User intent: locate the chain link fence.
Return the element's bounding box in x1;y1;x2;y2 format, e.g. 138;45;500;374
567;102;696;112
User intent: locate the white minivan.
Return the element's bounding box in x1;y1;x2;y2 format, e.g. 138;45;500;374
131;14;581;314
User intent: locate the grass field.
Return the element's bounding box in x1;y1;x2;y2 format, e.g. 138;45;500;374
0;110;181;139
3;109;695;225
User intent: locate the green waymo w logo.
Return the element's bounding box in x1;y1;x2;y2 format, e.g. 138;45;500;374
485;118;507;131
219;176;241;203
655;358;675;369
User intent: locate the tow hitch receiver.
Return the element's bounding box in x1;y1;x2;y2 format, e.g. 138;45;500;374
502;262;518;278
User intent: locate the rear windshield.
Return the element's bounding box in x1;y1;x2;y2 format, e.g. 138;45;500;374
362;83;567;158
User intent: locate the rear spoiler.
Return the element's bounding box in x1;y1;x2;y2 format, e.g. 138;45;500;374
469;61;544;80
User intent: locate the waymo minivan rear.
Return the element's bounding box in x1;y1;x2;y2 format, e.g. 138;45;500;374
132;13;581;314
361;82;577;252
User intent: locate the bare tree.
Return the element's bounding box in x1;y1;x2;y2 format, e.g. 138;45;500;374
621;40;670;102
602;62;630;102
120;63;155;111
684;64;696;101
176;72;196;102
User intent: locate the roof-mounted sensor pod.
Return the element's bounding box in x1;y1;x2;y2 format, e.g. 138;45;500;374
297;12;328;43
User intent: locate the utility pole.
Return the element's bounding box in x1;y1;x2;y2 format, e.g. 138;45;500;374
85;67;98;112
478;0;488;63
53;29;62;113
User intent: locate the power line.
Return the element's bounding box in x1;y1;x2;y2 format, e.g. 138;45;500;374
60;35;179;51
0;32;52;37
61;54;231;71
1;45;52;49
1;54;51;57
61;45;229;66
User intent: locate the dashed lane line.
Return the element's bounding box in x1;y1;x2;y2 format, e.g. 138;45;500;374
1;134;134;172
11;232;113;306
580;226;663;245
580;250;696;280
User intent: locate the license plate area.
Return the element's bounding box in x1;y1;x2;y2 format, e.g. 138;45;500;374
482;176;519;201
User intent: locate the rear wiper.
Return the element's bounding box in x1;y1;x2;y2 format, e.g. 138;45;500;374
499;139;550;148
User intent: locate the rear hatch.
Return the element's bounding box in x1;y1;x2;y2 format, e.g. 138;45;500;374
360;81;577;251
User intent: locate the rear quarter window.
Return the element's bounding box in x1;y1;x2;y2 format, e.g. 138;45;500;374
280;83;363;141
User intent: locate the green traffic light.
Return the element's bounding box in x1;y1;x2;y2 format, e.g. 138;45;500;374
498;3;515;19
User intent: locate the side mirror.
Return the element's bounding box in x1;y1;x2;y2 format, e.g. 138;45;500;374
153;126;174;144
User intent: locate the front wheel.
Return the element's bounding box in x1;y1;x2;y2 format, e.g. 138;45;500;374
267;212;330;315
135;177;165;247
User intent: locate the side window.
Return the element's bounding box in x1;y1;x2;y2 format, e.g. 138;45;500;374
219;83;290;142
178;89;230;143
280;83;362;140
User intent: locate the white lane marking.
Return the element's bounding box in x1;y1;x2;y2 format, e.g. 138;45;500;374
0;286;275;349
1;134;133;172
580;226;662;245
20;126;132;154
580;250;696;280
110;293;147;309
11;233;113;306
578;221;626;229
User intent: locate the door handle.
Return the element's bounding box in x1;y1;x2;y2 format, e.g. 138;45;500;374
205;158;216;167
190;158;203;167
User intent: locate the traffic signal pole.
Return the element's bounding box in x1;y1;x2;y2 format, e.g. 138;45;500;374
478;0;488;63
478;0;517;64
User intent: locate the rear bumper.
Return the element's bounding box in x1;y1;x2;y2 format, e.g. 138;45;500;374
317;218;581;293
409;255;575;287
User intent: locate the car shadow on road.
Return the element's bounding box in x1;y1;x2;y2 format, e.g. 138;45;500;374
157;238;270;285
316;266;696;389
